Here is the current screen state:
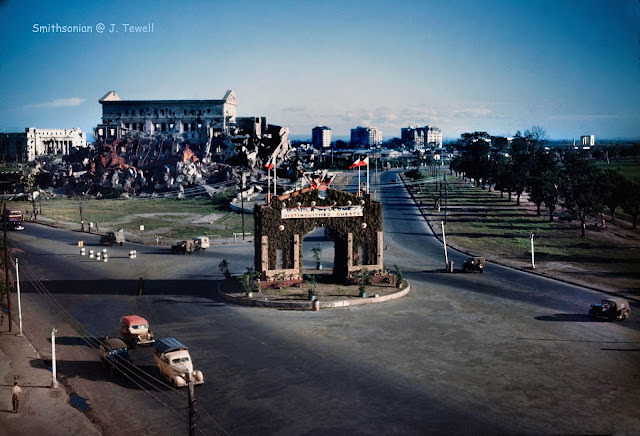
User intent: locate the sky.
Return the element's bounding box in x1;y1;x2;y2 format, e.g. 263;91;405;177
1;0;639;141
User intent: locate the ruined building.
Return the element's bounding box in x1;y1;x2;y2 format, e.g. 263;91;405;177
0;127;86;162
96;90;273;161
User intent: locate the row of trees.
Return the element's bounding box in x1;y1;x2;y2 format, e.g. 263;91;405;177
450;129;640;236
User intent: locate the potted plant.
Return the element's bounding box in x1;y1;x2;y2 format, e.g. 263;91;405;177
312;246;323;270
241;268;260;298
357;268;371;298
305;274;317;301
393;264;403;288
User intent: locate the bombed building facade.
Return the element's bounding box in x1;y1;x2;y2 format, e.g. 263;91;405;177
96;90;277;162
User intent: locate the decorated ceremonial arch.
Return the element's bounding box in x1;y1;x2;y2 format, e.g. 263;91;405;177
254;187;384;283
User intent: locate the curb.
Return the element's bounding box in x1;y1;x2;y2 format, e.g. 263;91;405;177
400;175;640;304
217;281;411;310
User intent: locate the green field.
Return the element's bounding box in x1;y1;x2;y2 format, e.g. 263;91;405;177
404;172;640;296
5;191;254;241
596;160;640;180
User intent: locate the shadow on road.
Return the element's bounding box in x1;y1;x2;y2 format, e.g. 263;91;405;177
535;313;592;322
21;279;225;300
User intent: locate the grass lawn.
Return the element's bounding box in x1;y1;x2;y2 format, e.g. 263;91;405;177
596;160;640;180
404;172;640;296
5;190;254;241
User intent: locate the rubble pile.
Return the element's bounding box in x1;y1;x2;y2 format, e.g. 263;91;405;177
10;124;295;200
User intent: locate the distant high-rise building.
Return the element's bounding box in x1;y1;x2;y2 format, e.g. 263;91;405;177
312;126;332;148
581;135;595;147
401;125;442;148
350;126;382;147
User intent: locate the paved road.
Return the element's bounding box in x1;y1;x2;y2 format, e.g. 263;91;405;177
6;171;640;435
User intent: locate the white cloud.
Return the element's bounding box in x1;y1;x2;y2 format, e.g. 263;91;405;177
25;97;86;109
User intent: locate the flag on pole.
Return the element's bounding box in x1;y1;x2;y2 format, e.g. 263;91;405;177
349;156;369;169
264;156;274;170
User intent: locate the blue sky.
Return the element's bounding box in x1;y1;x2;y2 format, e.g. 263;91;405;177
1;0;639;141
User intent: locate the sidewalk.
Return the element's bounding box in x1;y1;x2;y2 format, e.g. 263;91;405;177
0;318;100;436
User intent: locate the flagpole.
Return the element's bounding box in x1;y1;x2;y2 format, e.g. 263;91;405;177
274;155;277;198
267;166;271;203
366;156;369;194
358;164;361;196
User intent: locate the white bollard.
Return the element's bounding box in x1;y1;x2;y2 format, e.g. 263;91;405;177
102;248;107;254
80;247;86;256
103;253;108;262
95;252;101;261
89;250;94;259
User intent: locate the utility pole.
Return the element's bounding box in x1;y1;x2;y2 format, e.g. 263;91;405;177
3;203;11;332
441;220;449;271
16;258;22;336
444;172;448;224
188;373;197;436
241;171;246;240
79;202;84;232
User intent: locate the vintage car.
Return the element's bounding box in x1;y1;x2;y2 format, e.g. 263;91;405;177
100;229;125;246
6;220;24;231
589;298;630;321
461;256;485;273
153;337;204;387
120;315;155;346
193;236;210;250
171;240;196;254
99;337;131;372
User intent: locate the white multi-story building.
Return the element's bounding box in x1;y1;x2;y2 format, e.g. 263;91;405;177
0;127;86;162
96;90;239;144
581;135;595;147
350;126;382;147
401;125;442;149
312;126;332;148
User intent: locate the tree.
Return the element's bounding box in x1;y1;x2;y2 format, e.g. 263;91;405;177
528;150;560;217
621;177;640;229
558;154;604;236
23;171;40;219
601;169;626;223
509;134;532;205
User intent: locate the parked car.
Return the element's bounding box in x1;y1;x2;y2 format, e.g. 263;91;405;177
193;236;210;250
171;240;196;254
461;256;485;273
120;315;155;346
99;337;130;373
589;298;630;321
153;337;204;387
100;229;125;246
6;220;24;231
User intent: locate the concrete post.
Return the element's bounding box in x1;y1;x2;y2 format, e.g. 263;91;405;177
51;328;58;388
